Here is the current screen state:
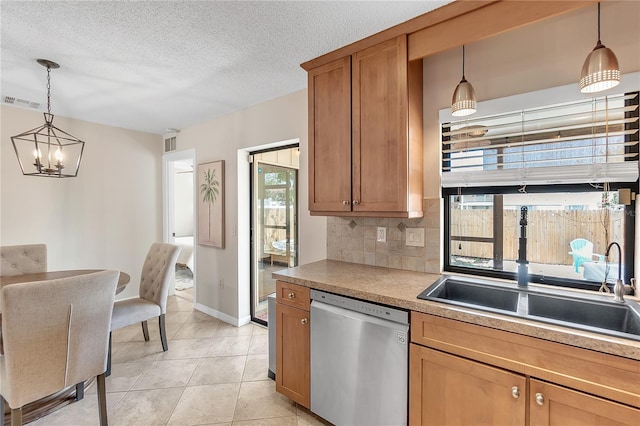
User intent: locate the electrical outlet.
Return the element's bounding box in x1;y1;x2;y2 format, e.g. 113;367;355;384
405;228;425;247
377;226;387;242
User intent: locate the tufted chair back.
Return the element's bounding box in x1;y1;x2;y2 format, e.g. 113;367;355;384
1;270;118;420
0;244;47;277
138;242;181;314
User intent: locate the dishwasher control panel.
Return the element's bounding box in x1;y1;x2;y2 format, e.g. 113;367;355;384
310;289;409;324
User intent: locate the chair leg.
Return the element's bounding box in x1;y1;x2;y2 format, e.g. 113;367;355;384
106;332;112;377
141;320;150;341
97;373;108;426
75;382;84;401
159;314;168;352
11;407;22;426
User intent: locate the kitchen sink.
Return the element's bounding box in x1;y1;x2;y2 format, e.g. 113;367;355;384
417;277;519;313
418;275;640;341
527;293;640;336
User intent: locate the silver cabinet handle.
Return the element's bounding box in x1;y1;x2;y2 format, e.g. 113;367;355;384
288;292;295;299
301;318;308;325
511;386;520;399
352;200;360;206
535;393;544;406
342;200;350;206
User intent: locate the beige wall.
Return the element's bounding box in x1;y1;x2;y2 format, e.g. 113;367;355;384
176;89;327;323
327;0;640;274
0;105;163;299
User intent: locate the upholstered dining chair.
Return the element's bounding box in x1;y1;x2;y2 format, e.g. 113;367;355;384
108;243;180;375
0;270;119;426
0;244;47;277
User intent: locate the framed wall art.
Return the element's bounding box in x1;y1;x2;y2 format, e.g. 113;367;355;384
197;160;225;248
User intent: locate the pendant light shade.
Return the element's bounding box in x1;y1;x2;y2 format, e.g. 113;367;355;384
10;59;85;177
452;45;476;117
579;2;620;94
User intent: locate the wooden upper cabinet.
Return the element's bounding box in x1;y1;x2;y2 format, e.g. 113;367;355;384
308;56;352;213
306;35;423;217
352;36;422;215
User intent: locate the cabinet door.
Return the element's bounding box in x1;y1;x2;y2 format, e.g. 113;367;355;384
352;36;409;213
410;344;526;426
308;56;352;213
275;302;310;408
530;379;640;426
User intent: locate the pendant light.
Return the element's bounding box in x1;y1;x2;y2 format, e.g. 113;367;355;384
579;2;620;93
451;45;477;117
10;59;85;177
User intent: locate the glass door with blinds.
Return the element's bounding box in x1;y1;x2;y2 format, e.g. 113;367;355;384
442;91;638;290
250;151;299;325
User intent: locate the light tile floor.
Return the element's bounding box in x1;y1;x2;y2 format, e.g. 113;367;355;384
31;295;330;426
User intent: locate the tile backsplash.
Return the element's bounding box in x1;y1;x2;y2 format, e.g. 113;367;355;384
327;198;442;274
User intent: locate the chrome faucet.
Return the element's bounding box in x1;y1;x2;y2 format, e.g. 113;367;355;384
604;242;625;303
516;206;529;287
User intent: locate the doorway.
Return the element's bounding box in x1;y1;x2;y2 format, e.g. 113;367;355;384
163;149;196;303
250;146;299;324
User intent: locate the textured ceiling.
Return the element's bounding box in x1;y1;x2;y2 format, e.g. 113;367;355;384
1;0;452;135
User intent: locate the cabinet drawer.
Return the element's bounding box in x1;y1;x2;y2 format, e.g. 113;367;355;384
276;281;310;310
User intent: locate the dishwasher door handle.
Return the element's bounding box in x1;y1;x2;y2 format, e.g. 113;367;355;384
310;300;408;329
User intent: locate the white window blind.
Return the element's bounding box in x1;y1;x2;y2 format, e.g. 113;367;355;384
441;91;639;188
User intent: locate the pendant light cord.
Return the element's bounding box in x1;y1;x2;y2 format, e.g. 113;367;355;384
597;2;601;44
462;45;466;79
46;65;51;115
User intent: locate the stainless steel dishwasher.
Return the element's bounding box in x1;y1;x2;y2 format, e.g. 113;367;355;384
310;289;409;426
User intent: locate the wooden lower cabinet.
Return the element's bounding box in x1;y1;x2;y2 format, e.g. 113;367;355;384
409;344;526;425
409;312;640;426
275;301;310;408
529;379;640;426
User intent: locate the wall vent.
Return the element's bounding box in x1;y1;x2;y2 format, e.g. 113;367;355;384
164;136;177;152
3;96;40;109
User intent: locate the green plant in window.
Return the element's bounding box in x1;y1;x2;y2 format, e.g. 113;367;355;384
200;168;219;241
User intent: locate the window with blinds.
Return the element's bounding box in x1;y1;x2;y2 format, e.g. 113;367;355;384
441;92;639;188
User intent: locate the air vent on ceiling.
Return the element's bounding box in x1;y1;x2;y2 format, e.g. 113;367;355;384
164;136;177;152
3;96;40;109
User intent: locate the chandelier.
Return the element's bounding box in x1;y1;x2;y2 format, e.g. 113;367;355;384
11;59;85;177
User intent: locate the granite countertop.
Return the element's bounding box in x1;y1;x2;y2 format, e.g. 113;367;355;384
272;259;640;361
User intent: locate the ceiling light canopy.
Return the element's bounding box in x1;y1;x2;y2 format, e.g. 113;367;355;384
579;2;620;94
451;45;477;117
10;59;85;178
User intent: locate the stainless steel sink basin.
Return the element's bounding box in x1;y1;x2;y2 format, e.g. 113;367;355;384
527;293;640;337
418;275;640;341
418;277;519;313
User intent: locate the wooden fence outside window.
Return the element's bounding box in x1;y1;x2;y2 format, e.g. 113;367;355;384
450;209;624;265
